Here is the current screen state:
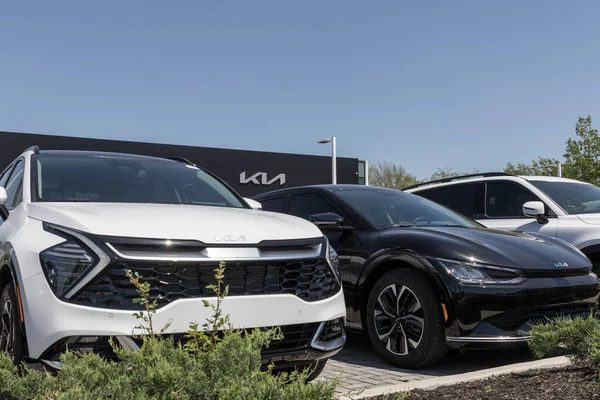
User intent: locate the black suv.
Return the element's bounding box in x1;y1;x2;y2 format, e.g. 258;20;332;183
253;185;600;368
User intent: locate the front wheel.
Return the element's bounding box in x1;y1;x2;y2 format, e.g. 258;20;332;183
303;359;327;382
365;269;446;368
0;282;24;367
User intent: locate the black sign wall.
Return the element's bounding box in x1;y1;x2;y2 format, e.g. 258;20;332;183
0;131;359;197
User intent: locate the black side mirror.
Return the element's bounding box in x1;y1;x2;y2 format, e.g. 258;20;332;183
309;212;354;230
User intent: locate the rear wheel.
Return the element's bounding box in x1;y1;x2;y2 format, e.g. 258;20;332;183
365;269;446;368
0;282;24;367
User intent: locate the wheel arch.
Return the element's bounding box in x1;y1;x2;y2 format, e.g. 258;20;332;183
580;243;600;268
0;244;30;359
356;250;454;329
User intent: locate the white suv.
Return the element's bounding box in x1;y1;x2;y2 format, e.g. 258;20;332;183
0;147;346;379
405;173;600;272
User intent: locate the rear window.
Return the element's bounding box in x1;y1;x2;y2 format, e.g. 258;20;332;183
416;183;485;219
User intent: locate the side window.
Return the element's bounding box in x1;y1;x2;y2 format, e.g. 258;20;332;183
291;193;340;220
5;160;24;210
259;196;288;213
417;183;485;219
485;181;538;218
0;164;15;188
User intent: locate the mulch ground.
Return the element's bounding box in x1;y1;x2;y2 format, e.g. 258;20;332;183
367;365;600;400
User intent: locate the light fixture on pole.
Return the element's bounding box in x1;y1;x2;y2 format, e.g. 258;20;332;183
541;163;562;177
318;136;337;184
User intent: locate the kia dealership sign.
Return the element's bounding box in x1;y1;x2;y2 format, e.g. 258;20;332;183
0;131;361;197
240;172;286;186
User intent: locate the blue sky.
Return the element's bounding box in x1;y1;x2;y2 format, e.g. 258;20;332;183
1;1;599;179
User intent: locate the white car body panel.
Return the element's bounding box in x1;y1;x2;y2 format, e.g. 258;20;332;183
0;148;346;365
26;202;322;244
407;175;600;255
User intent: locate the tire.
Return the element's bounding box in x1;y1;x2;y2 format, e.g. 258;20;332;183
275;359;328;383
0;282;24;367
304;359;327;383
365;269;446;368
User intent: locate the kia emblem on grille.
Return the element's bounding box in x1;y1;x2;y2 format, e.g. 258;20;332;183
214;235;247;242
554;262;568;268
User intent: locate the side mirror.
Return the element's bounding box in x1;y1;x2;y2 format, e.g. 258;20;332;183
244;198;262;210
309;212;354;230
0;187;8;220
523;201;548;224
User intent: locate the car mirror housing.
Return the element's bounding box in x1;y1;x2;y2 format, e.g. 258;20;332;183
309;212;354;231
523;201;548;224
244;198;262;210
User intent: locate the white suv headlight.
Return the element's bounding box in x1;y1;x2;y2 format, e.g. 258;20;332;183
39;239;98;297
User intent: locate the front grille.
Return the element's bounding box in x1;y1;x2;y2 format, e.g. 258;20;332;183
71;259;340;310
524;267;591;278
262;323;321;354
40;323;321;361
485;304;595;332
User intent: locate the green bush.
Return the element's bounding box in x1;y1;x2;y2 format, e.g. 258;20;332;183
529;313;600;369
0;262;338;400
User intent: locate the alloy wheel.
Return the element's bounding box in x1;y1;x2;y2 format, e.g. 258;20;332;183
374;284;424;355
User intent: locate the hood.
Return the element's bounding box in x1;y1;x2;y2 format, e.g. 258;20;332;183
26;202;323;244
378;226;591;270
576;214;600;225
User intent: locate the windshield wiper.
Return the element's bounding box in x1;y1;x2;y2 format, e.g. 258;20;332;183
383;224;416;228
61;199;94;202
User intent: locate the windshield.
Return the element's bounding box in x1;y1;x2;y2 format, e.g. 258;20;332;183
333;187;479;229
33;154;245;208
530;180;600;215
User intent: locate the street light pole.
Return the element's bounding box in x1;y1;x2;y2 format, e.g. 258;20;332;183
318;136;337;184
542;163;562;177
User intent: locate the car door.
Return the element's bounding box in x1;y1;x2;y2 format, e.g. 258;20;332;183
288;191;363;290
478;181;558;237
0;159;24;248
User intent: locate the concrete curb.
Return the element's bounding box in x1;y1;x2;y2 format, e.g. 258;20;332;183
337;356;571;399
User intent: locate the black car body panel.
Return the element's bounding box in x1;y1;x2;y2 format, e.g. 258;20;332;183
253;185;600;347
378;226;592;271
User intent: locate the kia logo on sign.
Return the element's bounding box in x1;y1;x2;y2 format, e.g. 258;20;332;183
240;172;286;186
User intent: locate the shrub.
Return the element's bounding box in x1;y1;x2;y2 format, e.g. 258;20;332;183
529;313;600;370
0;261;338;400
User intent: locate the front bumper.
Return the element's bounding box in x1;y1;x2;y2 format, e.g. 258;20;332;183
437;266;600;346
38;318;346;371
21;271;346;360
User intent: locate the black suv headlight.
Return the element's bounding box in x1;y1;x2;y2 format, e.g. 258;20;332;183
40;226;99;297
437;259;526;286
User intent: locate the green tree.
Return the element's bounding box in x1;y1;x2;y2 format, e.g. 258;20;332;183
504;157;561;176
562;115;600;184
369;160;419;190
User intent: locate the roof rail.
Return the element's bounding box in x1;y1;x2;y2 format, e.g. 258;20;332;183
403;172;515;191
166;156;196;166
26;145;40;155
